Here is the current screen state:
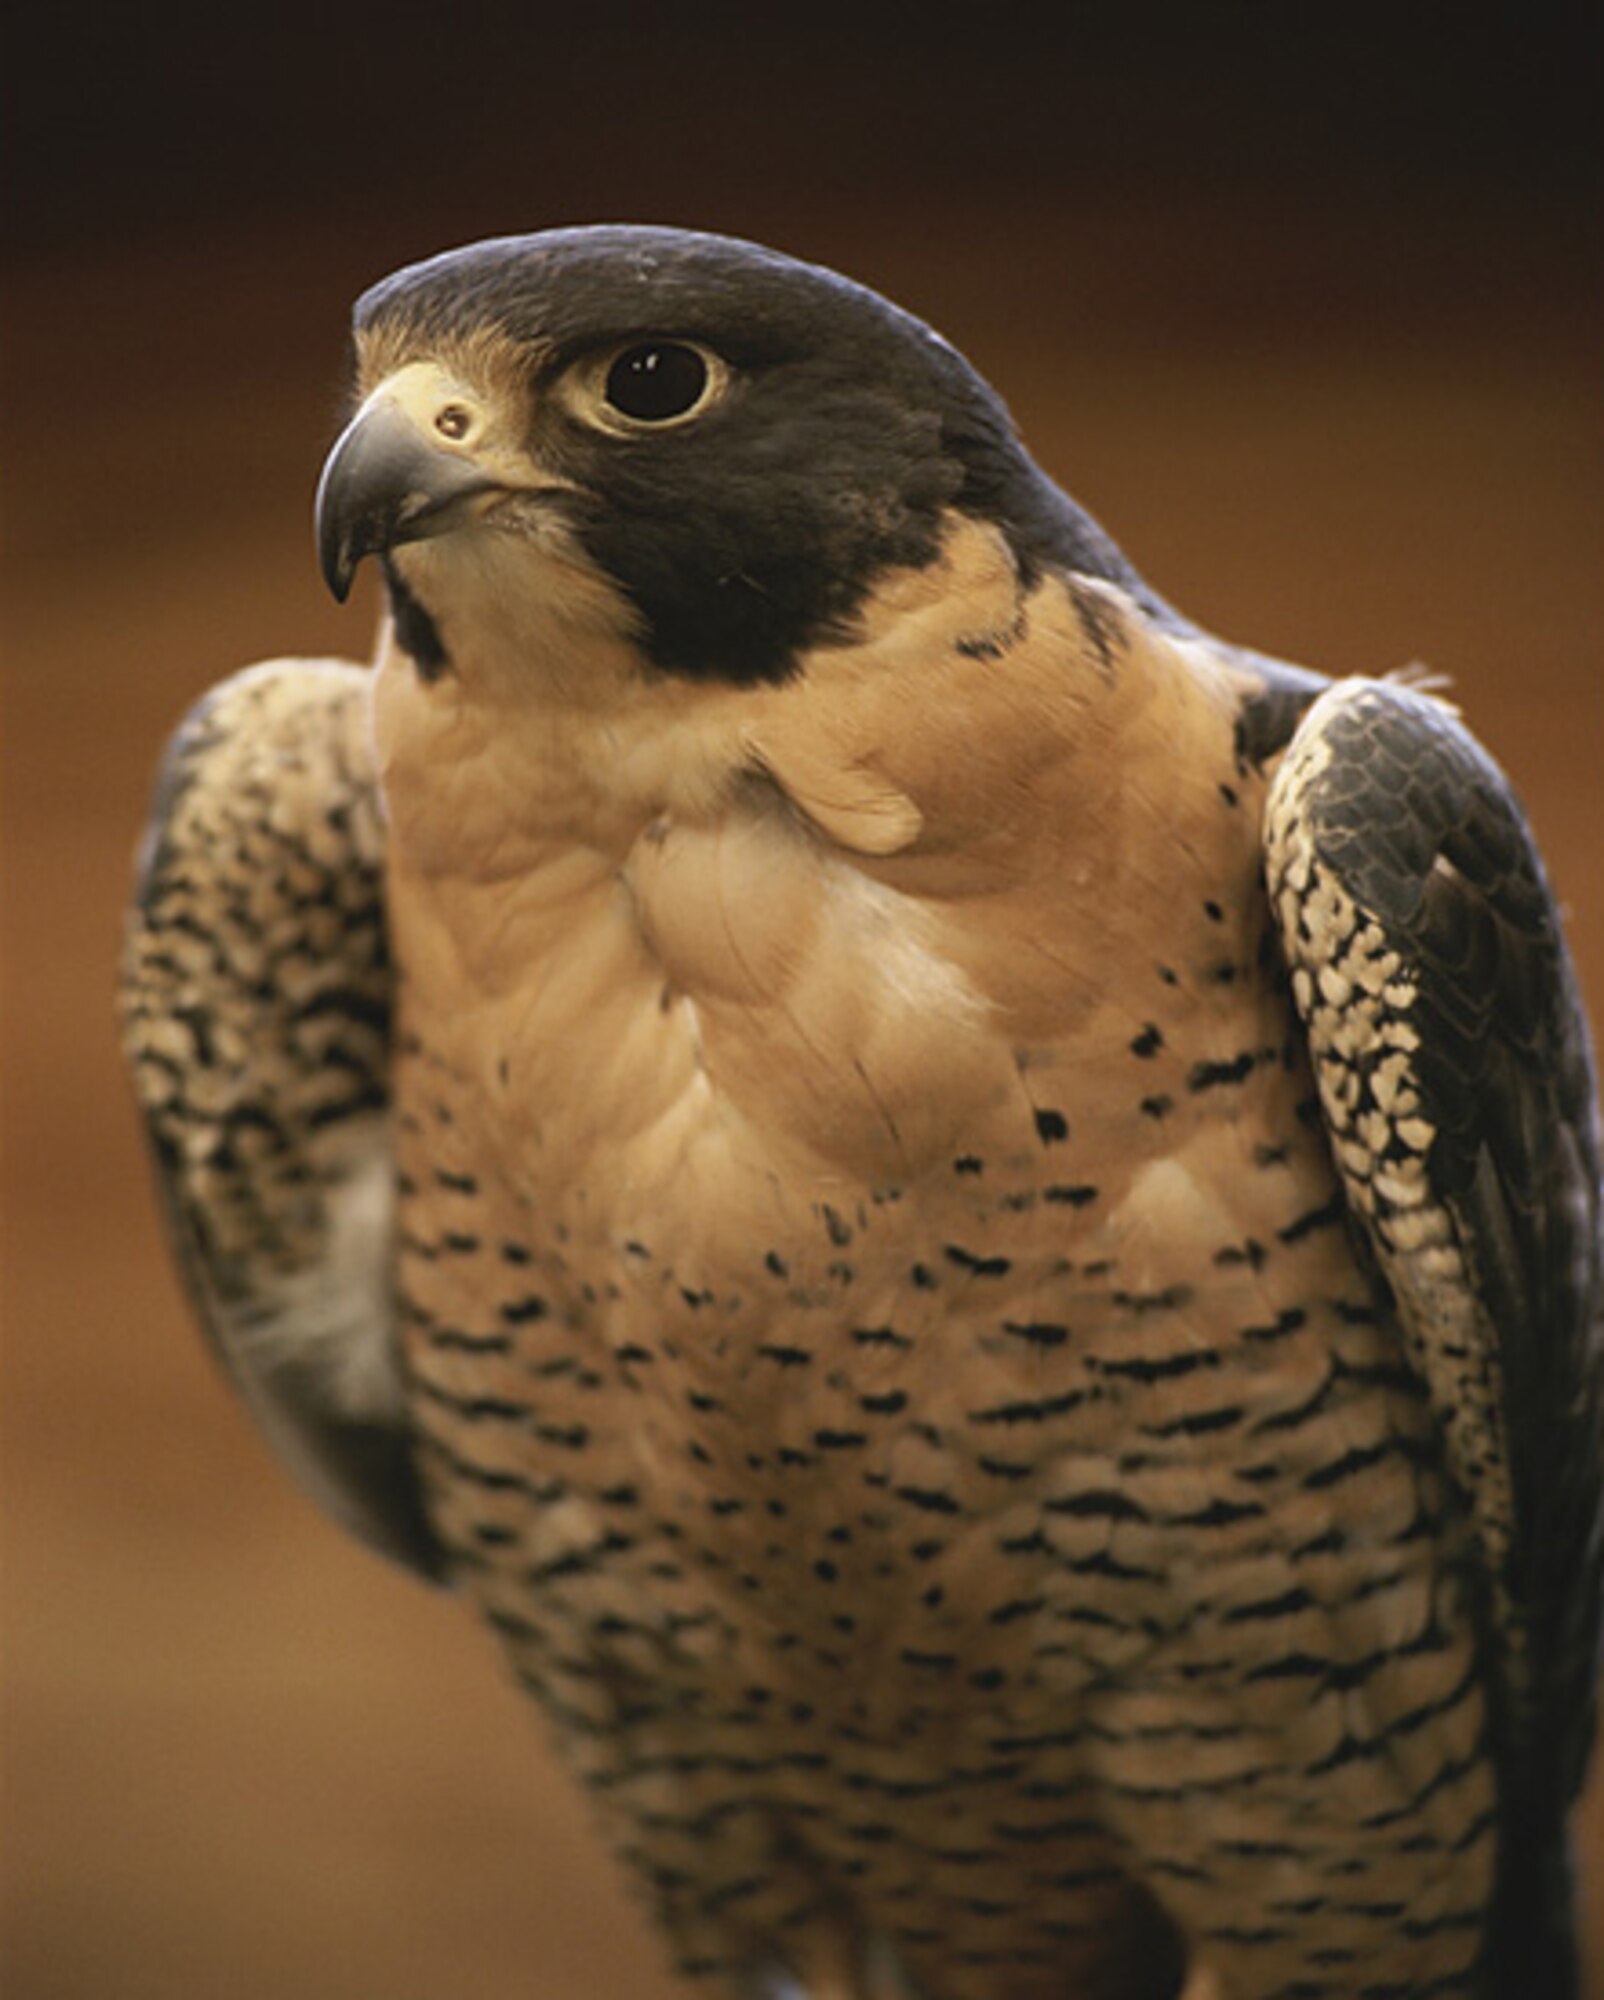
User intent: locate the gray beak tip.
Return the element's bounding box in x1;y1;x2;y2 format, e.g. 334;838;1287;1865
314;428;366;602
314;395;498;603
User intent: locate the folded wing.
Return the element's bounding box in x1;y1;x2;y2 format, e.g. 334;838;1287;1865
121;659;445;1581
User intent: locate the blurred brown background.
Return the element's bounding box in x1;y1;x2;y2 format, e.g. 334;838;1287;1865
4;5;1601;1996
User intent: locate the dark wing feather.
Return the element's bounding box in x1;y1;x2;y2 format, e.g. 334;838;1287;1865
120;659;446;1582
1264;677;1602;1985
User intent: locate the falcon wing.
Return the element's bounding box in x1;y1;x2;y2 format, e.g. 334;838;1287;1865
1264;676;1602;1969
120;659;445;1581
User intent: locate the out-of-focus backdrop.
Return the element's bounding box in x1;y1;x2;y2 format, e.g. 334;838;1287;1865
4;7;1600;1996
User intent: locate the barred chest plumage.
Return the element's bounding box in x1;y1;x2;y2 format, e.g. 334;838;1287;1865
376;568;1491;1996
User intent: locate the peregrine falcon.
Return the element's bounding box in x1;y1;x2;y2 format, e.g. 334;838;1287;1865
121;226;1603;1999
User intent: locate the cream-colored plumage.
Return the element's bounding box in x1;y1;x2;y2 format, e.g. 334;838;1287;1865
369;518;1490;1995
381;517;1254;1175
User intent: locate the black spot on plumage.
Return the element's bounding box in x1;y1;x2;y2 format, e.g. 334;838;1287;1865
971;1385;1087;1424
1303;1436;1421;1490
1278;1194;1347;1244
819;1203;853;1247
1111;1282;1194;1315
989;1595;1047;1625
1046;1488;1150;1523
1187;1050;1260;1091
945;1244;1011;1278
853;1324;913;1350
499;1293;549;1324
979;1455;1033;1481
997;1321;1072;1352
814;1429;868;1451
1094;1347;1220;1385
1142;1403;1246;1440
415;1379;529;1424
860;1389;908;1416
1043;1182;1098;1208
759;1343;812;1367
537;1420;590;1451
1333;1298;1384;1327
1241;1307;1308;1344
425;1326;512;1356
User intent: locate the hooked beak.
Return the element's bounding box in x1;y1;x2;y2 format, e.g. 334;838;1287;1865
315;369;502;601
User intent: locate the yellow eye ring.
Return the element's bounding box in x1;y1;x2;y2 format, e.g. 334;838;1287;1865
558;340;728;436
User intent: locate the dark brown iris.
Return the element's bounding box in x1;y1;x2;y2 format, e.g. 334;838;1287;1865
604;343;708;421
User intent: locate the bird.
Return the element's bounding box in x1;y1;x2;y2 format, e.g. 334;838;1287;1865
120;224;1602;2000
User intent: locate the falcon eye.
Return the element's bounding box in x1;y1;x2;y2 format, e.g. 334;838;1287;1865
603;343;712;423
560;339;727;435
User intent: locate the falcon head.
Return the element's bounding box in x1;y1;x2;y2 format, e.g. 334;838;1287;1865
315;225;1156;687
